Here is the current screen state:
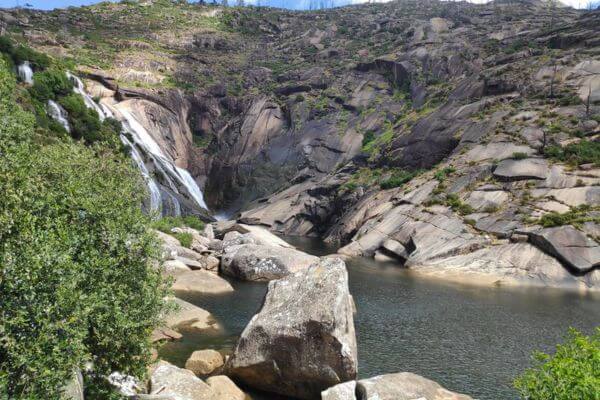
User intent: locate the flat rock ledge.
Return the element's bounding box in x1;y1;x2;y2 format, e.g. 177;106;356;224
321;372;473;400
225;257;357;399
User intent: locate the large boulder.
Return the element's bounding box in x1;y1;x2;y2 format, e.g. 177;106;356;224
172;270;234;295
206;376;246;400
221;244;319;281
527;226;600;274
225;258;357;399
493;158;548;181
322;372;473;400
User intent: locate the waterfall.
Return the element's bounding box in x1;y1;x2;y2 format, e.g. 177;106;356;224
66;72;107;121
120;135;162;214
65;72;209;215
17;61;33;84
47;100;71;132
114;105;209;212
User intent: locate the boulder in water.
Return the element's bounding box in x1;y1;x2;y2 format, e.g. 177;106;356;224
221;243;319;281
185;349;224;376
225;257;357;399
171;270;234;295
322;372;473;400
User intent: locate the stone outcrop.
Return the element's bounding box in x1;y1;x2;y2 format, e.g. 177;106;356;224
225;257;357;399
221;243;319;281
526;226;600;274
171;270;234;295
322;372;473;400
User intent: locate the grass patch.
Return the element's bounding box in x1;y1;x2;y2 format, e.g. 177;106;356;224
537;205;599;228
544;140;600;167
446;193;474;215
380;169;420;190
173;232;193;248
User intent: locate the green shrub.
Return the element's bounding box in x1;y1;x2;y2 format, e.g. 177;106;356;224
446;193;475;215
537;205;598;228
173;232;193;248
434;166;455;182
544;140;600;166
380;169;419;190
0;58;168;399
511;152;528;160
29;69;73;102
151;216;205;233
514;327;600;400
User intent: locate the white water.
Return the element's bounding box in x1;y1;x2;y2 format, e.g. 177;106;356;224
114;104;208;212
64;72;208;215
67;72;107;121
47;100;71;132
17;61;33;84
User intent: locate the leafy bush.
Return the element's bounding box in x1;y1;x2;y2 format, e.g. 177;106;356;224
514;327;600;400
537;205;598;228
544;141;600;166
0;58;168;398
511;152;528;160
0;37;50;71
151;216;205;233
174;232;193;248
380;169;419;190
434;166;455;182
29;69;73;102
446;193;475;215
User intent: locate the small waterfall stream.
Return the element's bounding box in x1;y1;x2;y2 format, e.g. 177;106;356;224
17;61;33;84
64;73;208;216
47;100;71;132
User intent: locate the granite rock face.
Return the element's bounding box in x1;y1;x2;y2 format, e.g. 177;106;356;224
225;257;357;399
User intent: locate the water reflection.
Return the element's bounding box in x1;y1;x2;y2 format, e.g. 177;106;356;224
160;235;600;400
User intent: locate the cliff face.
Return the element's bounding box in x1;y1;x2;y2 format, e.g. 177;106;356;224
3;0;599;289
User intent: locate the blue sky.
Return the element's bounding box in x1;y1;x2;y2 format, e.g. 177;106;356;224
0;0;593;10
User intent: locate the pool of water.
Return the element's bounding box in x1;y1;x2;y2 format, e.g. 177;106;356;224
160;236;600;400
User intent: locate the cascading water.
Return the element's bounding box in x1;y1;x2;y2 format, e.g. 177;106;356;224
17;61;33;84
63;72;209;216
47;100;71;132
115;106;209;212
67;72;107;121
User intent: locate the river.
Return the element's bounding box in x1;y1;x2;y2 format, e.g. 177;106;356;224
160;236;600;399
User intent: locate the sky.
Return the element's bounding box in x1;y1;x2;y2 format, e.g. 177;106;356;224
0;0;594;10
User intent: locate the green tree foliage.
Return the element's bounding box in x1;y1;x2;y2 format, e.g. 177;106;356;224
29;69;73;102
514;327;600;400
0;58;168;398
151;216;205;233
0;37;50;71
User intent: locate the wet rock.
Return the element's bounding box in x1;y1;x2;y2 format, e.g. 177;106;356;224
225;258;357;399
185;349;224;376
221;244;319;281
493;158;548;181
172;270;234;295
528;226;600;274
165;298;220;333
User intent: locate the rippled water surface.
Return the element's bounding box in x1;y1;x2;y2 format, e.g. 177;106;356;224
160;236;600;400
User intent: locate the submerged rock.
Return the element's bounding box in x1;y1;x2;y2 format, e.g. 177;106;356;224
165;298;220;333
225;257;357;399
221;244;319;281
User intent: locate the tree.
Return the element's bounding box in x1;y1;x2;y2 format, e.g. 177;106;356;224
0;58;169;399
514;327;600;400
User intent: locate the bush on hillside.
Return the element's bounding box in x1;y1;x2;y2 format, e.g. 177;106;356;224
29;69;73;102
514;327;600;400
0;58;168;399
544;140;600;167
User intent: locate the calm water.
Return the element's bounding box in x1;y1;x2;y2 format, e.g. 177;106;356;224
160;236;600;400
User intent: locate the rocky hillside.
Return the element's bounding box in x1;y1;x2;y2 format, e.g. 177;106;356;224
1;0;599;290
